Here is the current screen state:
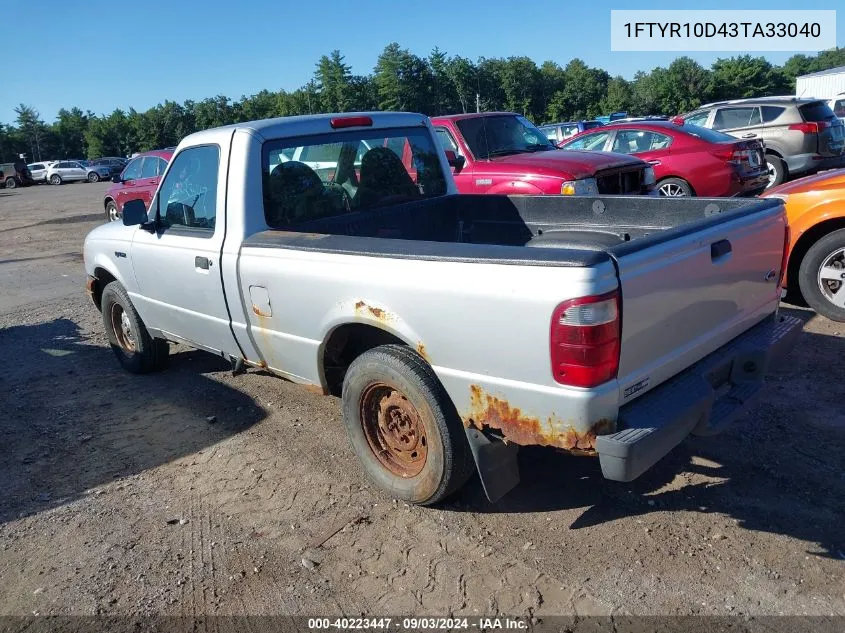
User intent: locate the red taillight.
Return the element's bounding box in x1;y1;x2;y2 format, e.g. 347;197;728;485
778;223;790;290
788;121;829;134
550;290;621;388
330;116;373;129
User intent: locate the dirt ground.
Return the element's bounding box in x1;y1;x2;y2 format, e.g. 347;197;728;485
0;182;844;623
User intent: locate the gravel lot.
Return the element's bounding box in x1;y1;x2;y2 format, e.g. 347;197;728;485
0;182;844;622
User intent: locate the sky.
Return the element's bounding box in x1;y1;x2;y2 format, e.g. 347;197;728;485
3;0;843;125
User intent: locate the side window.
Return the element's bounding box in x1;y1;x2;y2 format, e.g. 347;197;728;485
140;157;158;179
435;128;459;153
684;111;710;127
122;158;142;180
561;125;578;139
157;158;167;175
562;131;609;151
540;127;557;141
611;130;672;154
761;106;786;123
157;145;220;232
713;107;762;130
832;99;845;118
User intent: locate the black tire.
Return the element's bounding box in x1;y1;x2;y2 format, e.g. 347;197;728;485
341;344;473;506
50;174;62;185
105;199;120;223
101;281;169;373
656;177;693;197
88;172;100;183
765;155;786;189
797;229;845;322
5;177;16;189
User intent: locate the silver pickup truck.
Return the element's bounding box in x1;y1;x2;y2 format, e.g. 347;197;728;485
83;112;802;506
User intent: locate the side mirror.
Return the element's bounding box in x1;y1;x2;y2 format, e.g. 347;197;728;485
112;174;122;183
122;199;149;227
444;150;465;171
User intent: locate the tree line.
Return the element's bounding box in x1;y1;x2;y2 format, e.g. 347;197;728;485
2;44;844;163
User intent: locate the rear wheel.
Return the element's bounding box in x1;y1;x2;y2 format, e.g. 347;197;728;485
49;174;62;185
341;344;473;506
101;281;169;373
657;177;692;197
765;155;786;188
88;171;100;183
4;177;16;189
798;229;845;322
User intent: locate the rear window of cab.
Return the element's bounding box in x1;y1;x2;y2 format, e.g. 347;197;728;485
261;127;448;228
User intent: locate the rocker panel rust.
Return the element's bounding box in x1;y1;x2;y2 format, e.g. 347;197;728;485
465;384;614;452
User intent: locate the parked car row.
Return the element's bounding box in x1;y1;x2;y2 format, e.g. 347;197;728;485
21;157;129;186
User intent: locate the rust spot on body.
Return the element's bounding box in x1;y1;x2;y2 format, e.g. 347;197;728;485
252;304;271;317
466;385;614;452
416;342;430;362
354;300;390;322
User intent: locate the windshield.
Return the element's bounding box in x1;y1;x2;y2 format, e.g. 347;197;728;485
455;115;555;159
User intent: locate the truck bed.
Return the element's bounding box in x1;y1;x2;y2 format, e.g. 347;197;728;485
244;193;783;265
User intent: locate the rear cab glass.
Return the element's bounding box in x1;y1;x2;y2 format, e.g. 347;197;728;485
261;126;449;228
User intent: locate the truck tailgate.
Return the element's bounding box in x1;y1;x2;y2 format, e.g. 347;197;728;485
611;202;787;404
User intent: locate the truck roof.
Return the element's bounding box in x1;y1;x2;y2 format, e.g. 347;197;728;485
180;112;431;148
430;112;521;122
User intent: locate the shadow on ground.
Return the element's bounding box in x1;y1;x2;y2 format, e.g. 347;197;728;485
0;317;266;525
451;308;845;559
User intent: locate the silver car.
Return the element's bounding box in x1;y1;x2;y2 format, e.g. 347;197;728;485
46;160;111;185
681;97;845;188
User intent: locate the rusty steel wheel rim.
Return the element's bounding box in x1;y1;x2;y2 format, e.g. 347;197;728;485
109;303;136;353
359;383;428;478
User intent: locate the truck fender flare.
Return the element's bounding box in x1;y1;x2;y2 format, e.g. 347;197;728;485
487;180;545;195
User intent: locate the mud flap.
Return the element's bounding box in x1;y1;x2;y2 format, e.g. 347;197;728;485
464;428;520;503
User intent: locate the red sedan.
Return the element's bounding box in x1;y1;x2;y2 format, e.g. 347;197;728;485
558;120;769;197
103;149;173;222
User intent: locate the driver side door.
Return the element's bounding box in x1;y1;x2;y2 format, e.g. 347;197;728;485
129;144;238;356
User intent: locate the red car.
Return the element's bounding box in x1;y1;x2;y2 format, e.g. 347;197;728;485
103;149;173;222
557;120;769;197
430;112;656;196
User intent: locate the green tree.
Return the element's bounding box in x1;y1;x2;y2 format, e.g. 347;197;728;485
445;55;477;114
559;59;608;120
14;104;50;161
239;89;281;121
53;107;88;158
710;55;787;101
315;50;352;112
429;47;456;115
600;76;633;116
499;56;539;117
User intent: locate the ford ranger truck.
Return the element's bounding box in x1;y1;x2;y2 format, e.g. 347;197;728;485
83;111;801;506
430;112;656;196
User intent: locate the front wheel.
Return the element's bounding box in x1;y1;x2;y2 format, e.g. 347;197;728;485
88;172;100;183
105;200;120;223
101;281;169;373
4;177;16;189
798;229;845;322
341;344;473;506
49;174;62;185
657;177;692;197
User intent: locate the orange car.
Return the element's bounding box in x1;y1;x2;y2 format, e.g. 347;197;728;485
762;168;845;321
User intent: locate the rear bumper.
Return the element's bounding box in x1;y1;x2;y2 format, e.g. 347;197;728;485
785;152;845;175
595;313;802;482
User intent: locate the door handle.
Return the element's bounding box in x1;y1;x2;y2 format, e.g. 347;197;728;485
195;256;211;270
647;160;661;166
741;133;757;138
711;239;732;261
